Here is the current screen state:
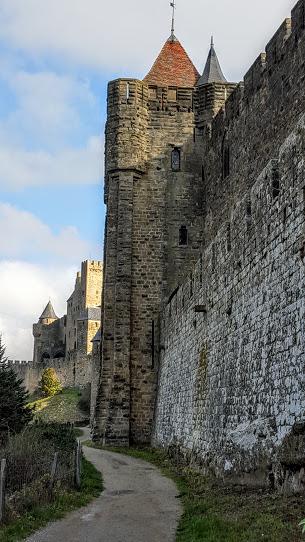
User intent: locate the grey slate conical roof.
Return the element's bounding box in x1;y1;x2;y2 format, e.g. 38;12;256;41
40;301;58;320
197;38;227;86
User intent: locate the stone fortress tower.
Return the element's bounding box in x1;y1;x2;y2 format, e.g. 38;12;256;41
94;0;305;491
65;260;102;359
33;260;102;365
33;301;65;364
94;19;235;445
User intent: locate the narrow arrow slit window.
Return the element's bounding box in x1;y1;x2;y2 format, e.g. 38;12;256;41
171;148;181;171
179;225;188;246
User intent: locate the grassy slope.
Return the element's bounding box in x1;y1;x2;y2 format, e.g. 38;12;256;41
28;388;88;424
0;458;103;542
85;442;304;542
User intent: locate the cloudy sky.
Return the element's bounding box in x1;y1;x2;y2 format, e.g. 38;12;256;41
0;0;296;359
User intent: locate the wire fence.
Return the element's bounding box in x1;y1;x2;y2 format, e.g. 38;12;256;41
0;423;82;522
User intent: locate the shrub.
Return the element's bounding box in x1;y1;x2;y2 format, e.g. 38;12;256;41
40;368;62;397
0;422;77;519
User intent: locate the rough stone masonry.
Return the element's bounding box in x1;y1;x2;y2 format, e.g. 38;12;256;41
94;0;305;491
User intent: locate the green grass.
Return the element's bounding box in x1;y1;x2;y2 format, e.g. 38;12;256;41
28;388;88;425
85;441;304;542
0;457;103;542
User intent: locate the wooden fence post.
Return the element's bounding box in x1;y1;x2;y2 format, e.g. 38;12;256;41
0;459;6;523
49;452;59;492
75;439;81;489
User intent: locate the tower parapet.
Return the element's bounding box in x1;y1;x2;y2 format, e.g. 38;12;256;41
105;79;149;177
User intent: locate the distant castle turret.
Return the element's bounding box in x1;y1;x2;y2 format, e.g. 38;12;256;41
33;301;65;363
33;260;102;365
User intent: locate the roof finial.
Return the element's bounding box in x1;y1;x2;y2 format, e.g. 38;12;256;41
211;35;214;48
170;0;176;41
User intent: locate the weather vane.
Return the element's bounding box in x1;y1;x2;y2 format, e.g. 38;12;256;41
170;0;176;39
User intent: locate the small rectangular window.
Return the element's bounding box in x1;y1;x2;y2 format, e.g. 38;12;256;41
148;87;157;100
179;225;188;246
227;224;232;252
190;274;193;297
272;167;280;198
171;148;181;171
246;201;252;228
246;201;252;217
168;89;177;101
223;146;230;179
212;243;216;271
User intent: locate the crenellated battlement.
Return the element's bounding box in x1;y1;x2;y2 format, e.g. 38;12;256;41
7;360;33;366
194;0;305;248
7;354;91;395
210;2;305;130
292;0;305;39
107;79;149;112
85;260;102;268
265;18;291;66
7;358;64;368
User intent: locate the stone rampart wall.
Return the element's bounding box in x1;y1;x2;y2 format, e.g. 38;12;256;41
153;115;305;491
8;355;92;395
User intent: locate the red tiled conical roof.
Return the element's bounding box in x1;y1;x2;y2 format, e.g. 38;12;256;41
144;36;200;88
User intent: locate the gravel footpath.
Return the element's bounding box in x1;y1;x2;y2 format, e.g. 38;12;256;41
25;438;182;542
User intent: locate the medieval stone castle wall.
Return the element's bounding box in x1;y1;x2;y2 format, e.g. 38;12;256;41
10;260;102;395
94;0;305;489
8;357;91;395
153;2;305;490
154;120;305;489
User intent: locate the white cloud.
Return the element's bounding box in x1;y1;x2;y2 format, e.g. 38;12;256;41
0;136;102;189
1;70;97;148
0;66;103;189
0;260;77;359
0;204;101;359
0;202;100;262
0;0;297;79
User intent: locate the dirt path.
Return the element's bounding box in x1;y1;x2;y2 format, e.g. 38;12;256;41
25;442;182;542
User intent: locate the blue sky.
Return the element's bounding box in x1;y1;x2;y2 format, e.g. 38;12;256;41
0;0;296;358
